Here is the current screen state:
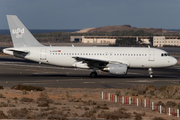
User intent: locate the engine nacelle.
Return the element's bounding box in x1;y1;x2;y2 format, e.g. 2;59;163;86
108;64;127;75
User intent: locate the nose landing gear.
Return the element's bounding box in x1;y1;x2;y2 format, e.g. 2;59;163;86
148;68;153;78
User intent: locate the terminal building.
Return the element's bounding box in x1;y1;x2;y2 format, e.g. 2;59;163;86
70;36;151;44
153;36;180;47
70;36;180;47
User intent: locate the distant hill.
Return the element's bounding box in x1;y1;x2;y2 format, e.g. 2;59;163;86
75;25;177;35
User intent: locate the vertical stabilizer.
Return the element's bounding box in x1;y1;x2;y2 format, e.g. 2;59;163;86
7;15;43;47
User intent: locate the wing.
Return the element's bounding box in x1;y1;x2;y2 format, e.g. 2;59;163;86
72;56;109;69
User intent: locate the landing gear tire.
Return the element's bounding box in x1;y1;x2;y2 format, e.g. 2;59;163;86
150;75;153;78
148;68;153;78
90;72;97;78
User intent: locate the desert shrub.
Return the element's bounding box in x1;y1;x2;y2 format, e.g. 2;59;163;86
0;86;4;89
165;101;177;108
69;98;82;102
176;102;180;109
147;85;156;90
20;97;34;102
95;105;109;110
91;115;96;120
22;90;28;95
37;92;54;107
83;94;88;97
137;85;147;95
153;117;165;120
175;95;180;99
84;100;97;105
0;93;4;98
158;86;167;92
115;89;121;96
98;108;131;119
47;115;68;120
135;114;142;120
155;91;167;99
8;104;16;107
0;102;8;107
7;108;28;118
157;101;165;107
84;107;89;110
82;111;95;117
0;110;8;119
131;90;138;96
11;84;44;91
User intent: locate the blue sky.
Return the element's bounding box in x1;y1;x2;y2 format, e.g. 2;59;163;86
0;0;180;29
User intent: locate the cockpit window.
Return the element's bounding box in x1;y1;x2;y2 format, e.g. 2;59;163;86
161;53;170;57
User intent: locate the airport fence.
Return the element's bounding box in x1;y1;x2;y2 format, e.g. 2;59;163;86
101;92;180;118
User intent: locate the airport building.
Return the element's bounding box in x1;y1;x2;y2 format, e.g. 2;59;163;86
153;36;180;47
70;36;151;44
71;36;180;47
70;36;116;44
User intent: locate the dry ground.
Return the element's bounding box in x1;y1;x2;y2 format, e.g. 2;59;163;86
0;85;180;120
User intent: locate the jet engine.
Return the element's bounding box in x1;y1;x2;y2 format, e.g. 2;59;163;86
108;64;128;75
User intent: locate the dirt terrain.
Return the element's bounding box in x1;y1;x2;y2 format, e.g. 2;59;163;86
77;25;177;35
0;85;180;120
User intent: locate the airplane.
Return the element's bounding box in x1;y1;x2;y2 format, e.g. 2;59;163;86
3;15;178;78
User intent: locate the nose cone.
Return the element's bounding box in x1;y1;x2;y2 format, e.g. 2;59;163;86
172;58;178;65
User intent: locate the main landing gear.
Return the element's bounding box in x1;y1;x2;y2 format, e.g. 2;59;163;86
148;68;153;78
90;71;97;78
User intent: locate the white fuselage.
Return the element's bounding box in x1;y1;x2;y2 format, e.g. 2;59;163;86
3;46;177;69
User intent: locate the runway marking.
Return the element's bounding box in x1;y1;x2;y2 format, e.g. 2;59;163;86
126;80;154;83
83;82;95;84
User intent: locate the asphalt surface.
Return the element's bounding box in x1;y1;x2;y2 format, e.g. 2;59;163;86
0;56;180;89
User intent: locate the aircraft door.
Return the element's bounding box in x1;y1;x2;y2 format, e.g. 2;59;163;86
40;48;46;60
148;50;154;61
